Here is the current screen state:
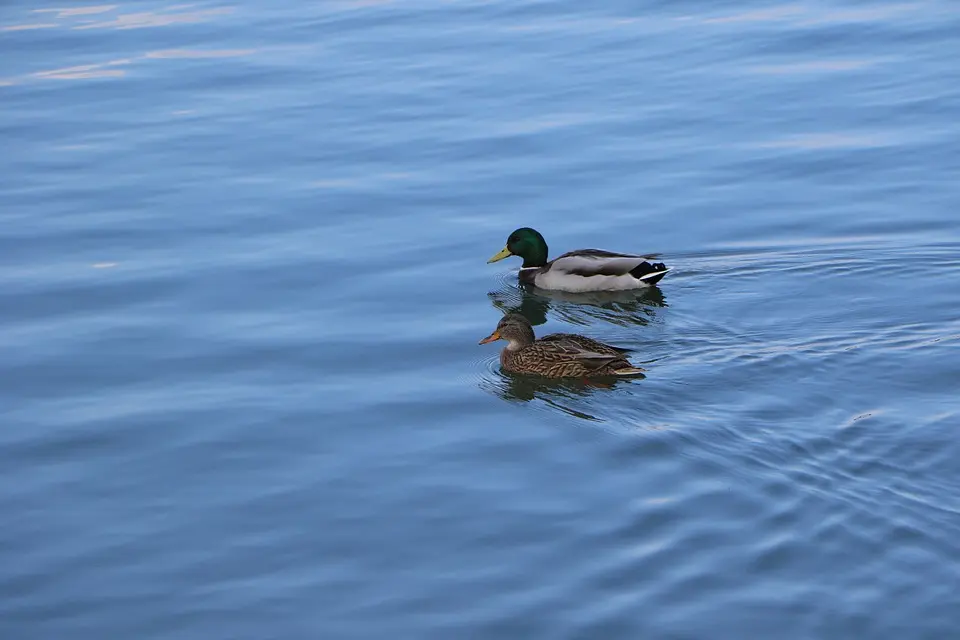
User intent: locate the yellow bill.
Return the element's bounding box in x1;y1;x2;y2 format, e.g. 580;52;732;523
487;246;513;263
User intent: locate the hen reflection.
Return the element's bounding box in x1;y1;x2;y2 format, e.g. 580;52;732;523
488;281;666;328
480;370;643;422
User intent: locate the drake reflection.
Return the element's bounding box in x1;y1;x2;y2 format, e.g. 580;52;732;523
487;282;666;328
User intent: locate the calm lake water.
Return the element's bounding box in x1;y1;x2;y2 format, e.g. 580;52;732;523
2;1;959;638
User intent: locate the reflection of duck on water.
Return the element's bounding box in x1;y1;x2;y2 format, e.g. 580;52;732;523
480;372;616;421
488;281;666;329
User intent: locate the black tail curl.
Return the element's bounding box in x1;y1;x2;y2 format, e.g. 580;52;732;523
629;261;668;284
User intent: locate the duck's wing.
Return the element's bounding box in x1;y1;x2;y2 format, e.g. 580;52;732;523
529;337;624;369
549;249;668;282
540;332;632;354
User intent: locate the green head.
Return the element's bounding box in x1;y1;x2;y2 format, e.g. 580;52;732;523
487;227;549;268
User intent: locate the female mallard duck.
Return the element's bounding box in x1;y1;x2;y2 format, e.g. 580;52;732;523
479;313;645;378
487;227;668;292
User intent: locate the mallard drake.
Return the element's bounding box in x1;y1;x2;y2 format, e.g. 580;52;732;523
479;313;645;378
487;227;668;292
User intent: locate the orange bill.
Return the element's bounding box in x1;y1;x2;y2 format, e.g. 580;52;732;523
478;330;501;345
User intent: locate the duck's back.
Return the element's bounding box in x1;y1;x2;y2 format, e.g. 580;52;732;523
501;333;633;377
538;333;629;356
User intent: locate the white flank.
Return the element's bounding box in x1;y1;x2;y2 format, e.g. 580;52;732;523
534;270;652;292
551;253;647;275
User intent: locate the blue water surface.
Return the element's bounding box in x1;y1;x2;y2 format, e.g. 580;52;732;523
2;1;959;638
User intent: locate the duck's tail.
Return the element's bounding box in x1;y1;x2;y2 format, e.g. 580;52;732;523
613;366;646;377
631;261;669;285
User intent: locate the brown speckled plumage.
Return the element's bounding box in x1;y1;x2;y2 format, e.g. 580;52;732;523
479;314;645;378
